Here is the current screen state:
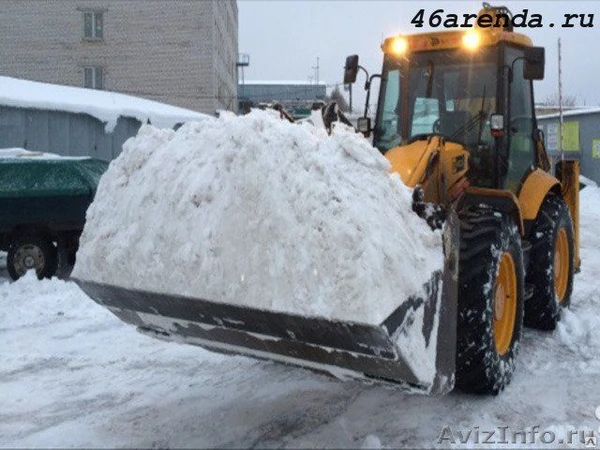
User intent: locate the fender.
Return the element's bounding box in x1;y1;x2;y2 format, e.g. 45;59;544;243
458;186;524;235
518;169;561;222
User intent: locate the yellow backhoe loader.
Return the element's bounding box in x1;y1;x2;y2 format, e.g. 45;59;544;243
75;3;579;395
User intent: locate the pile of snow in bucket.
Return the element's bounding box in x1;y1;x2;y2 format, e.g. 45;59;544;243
74;110;442;325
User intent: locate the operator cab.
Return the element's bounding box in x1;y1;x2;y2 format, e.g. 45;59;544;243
345;7;545;194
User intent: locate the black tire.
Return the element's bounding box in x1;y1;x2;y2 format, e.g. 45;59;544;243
7;235;58;281
524;194;574;330
455;209;525;395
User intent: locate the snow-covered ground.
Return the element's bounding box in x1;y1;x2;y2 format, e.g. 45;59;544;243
2;186;600;448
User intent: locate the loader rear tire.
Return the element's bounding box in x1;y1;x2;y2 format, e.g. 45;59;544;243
455;209;524;395
524;194;574;330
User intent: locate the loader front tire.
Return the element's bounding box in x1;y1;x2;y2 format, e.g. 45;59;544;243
524;194;574;330
455;209;524;395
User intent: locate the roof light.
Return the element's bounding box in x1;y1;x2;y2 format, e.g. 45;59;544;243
463;31;480;50
391;37;408;55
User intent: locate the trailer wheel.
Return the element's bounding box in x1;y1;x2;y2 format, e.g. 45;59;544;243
525;194;574;330
455;209;524;395
7;235;58;281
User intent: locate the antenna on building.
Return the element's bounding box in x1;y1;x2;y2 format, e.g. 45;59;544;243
237;53;250;97
312;57;320;85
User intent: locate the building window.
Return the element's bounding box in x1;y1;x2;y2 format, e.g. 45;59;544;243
84;11;103;39
84;67;103;89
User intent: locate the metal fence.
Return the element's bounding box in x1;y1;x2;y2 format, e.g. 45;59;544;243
238;83;327;113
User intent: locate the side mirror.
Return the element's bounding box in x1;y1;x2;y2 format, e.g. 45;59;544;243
490;114;504;138
344;55;359;85
357;117;371;137
524;47;545;80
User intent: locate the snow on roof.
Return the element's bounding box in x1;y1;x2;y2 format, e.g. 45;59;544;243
243;80;327;86
0;148;88;160
0;76;208;133
537;107;600;120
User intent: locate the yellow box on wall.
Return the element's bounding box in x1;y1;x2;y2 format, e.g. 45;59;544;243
593;139;600;159
561;122;579;152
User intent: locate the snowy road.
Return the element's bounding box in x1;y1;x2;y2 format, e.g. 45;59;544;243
2;187;600;448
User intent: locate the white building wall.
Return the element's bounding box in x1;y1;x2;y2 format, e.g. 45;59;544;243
0;0;238;114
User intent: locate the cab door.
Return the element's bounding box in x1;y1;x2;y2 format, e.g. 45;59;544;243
504;46;537;193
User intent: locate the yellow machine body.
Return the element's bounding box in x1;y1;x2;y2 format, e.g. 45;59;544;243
379;5;580;268
384;133;580;270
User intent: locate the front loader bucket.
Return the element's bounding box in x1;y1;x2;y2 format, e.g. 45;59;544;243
75;216;459;395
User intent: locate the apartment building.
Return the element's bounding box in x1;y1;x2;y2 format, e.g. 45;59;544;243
0;0;238;113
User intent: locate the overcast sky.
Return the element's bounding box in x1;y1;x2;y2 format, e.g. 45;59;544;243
238;1;600;109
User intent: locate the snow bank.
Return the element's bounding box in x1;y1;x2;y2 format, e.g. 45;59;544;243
580;185;600;215
0;271;95;329
0;76;207;133
74;110;442;325
556;185;600;356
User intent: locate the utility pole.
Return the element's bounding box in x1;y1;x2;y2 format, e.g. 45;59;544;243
558;37;564;160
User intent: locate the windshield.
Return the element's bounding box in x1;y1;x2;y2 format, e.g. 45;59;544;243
374;48;499;153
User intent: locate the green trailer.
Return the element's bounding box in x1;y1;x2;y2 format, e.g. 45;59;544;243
0;155;108;280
